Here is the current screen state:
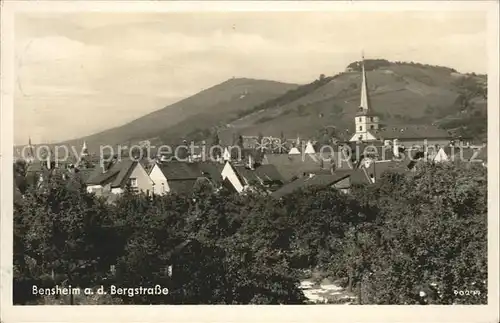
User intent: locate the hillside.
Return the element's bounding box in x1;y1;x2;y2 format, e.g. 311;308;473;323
219;60;487;143
16;60;487;158
42;78;298;153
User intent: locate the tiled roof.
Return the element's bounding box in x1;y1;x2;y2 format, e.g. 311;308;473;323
168;179;199;194
86;165;118;186
375;125;451;140
362;160;410;180
111;160;137;188
271;173;350;199
86;159;136;187
233;164;285;185
333;169;372;186
197;162;225;185
261;152;352;182
158;162;202;180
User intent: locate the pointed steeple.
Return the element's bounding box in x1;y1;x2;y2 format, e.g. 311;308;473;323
357;54;374;116
27;137;35;162
82;141;89;156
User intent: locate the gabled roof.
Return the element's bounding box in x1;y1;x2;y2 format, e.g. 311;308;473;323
168;179;199;194
111;160;137;188
333;169;372;186
376;125;451;140
158;162;202;180
197;162;225;185
262;152;352;182
86;159;137;187
271;173;350;199
233;164;285;185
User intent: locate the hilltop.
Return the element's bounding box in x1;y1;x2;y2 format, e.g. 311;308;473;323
220;59;486;143
16;59;487;156
38;78;298;153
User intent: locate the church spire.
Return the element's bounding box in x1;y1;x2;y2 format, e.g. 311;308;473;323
82;141;89;156
359;54;370;112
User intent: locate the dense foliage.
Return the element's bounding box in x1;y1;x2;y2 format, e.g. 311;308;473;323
13;162;487;305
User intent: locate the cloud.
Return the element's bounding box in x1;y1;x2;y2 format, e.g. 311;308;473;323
13;11;488;144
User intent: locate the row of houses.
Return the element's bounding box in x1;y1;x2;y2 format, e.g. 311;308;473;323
15;140;482;204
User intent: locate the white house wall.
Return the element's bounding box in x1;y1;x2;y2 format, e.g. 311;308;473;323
148;164;170;195
131;162;155;194
221;162;244;193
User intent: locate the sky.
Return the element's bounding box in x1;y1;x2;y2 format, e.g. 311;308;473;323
14;10;488;145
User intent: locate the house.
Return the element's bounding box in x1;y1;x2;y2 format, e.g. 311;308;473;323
304;141;316;154
357;159;410;183
344;141;398;165
221;160;284;193
376;125;452;148
148;161;203;195
270;173;351;199
86;159;153;196
288;146;301;155
433;146;485;164
148;161;224;195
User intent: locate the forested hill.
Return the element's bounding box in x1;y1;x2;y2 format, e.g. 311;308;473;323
222;59;487;143
17;59;487;156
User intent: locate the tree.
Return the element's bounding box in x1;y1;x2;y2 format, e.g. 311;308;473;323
211;130;220;146
347;163;487;304
13;174;114;304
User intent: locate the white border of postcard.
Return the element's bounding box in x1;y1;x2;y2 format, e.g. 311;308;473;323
1;1;499;323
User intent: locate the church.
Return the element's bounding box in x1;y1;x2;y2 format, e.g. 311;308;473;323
348;57;453;148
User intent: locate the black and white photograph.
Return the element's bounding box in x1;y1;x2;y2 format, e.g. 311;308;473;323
1;1;499;322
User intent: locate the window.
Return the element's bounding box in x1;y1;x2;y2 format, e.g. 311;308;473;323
370;125;374;129
129;178;138;187
358;117;361;122
359;126;362;131
370;117;374;122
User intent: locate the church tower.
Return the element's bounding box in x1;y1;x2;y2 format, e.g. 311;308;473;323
81;141;89;157
349;55;380;142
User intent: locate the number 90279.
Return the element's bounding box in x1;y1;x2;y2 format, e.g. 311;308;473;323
454;290;481;296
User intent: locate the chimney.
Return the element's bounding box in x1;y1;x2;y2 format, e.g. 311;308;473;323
247;154;254;170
